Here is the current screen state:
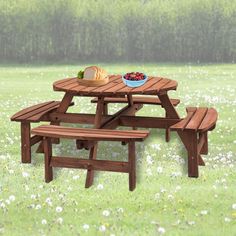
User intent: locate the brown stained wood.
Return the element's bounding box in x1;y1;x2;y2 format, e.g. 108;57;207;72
128;141;136;191
50;156;129;173
198;108;218;132
120;116;181;129
131;77;159;93
200;132;208;155
17;101;60;121
21;123;31;163
171;109;196;131
56;93;74;113
11;101;55;121
160;80;178;92
49;112;97;124
53;75;178;96
105;81;127;94
198;155;205;166
158;93;180;119
43;137;53;182
85;96;105;188
185;108;208;131
54;77;77;87
187;132;199;177
30;135;42;146
91;96;180;106
149;78;171;93
101;104;143;129
127;95;134;106
31;125;149;141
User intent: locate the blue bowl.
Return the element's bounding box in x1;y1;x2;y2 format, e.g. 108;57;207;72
122;75;148;88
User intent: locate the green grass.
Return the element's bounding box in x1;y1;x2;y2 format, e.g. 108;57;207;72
0;64;236;236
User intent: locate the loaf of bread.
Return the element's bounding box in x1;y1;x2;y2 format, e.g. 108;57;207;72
84;66;108;80
77;66;109;86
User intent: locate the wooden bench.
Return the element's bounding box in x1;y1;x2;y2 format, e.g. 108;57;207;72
10;101;74;163
31;125;149;191
91;96;180;142
171;107;218;177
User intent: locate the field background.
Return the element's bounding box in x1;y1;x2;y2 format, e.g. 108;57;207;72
1;0;236;235
0;64;236;235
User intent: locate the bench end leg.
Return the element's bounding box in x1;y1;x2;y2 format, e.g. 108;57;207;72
128;142;136;191
21;123;31;163
85;144;97;188
44;138;53;183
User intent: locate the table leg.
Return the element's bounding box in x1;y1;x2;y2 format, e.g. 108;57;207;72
127;94;137;130
36;93;74;153
85;96;104;188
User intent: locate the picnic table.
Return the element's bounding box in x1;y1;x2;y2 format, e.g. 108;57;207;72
52;75;180;129
11;74;218;190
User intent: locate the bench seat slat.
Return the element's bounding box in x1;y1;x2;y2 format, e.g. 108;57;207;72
185;107;208;130
11;101;74;122
91;96;180;106
11;101;55;121
32;125;149;141
170;108;196;130
198;108;218;132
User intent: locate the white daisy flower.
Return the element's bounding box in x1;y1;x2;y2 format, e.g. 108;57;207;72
83;224;89;230
232;204;236;210
9;195;15;202
35;204;41;210
56;206;63;213
99;225;106;232
224;217;231;222
41;219;47;225
200;210;208;215
157;226;165;234
97;184;104;190
157;166;163;173
102;210;110;217
22;171;29;178
56;217;63;224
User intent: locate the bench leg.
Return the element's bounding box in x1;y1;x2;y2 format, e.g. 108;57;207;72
21;122;31;163
85;144;98;188
44;137;53;183
128;141;136;191
165;111;170;142
187;131;199;177
200;132;208;155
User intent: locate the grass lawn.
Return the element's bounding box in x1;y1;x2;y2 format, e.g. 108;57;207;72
0;64;236;236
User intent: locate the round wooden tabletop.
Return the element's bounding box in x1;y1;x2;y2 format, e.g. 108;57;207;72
53;75;178;96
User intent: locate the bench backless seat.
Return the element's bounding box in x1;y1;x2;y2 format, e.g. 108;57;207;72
31;125;149;191
91;96;180;142
11;101;74;163
171;107;218;177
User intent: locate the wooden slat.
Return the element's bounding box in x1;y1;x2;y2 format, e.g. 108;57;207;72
50;156;129;173
30;135;42;146
53;75;178;95
18;101;60;121
185;107;208;130
31;125;149;141
198;108;218;132
53;77;76;87
90;76;122;93
11;101;54;121
170;108;197;130
91;96;180;106
33;125;149;137
160;80;178;92
27;102;62;121
149;78;171;93
131;77;161;93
